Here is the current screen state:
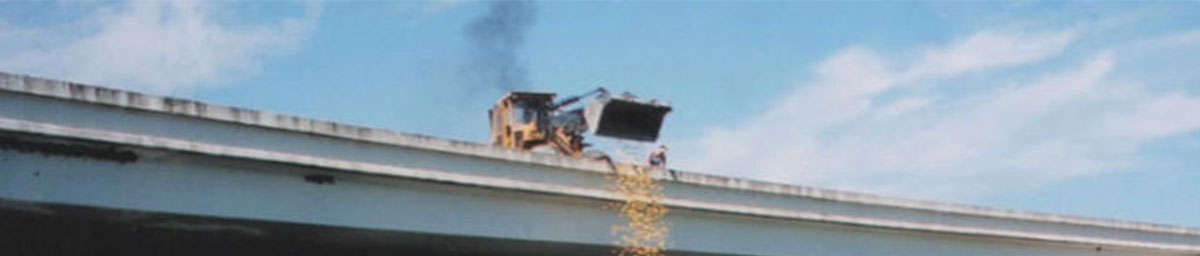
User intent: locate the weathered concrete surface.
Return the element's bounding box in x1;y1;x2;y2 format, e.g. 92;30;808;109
1;71;1198;255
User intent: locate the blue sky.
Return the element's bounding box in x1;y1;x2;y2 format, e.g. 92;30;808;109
2;1;1198;227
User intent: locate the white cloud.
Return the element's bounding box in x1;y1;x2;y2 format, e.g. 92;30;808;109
907;30;1074;80
0;1;321;94
687;29;1200;202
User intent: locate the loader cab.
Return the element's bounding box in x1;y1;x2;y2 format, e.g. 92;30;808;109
489;92;556;149
509;98;543;125
503;92;554;125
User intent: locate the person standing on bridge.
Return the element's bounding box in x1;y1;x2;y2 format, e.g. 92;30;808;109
647;145;667;170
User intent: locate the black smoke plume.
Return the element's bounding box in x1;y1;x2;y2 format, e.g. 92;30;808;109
463;1;537;91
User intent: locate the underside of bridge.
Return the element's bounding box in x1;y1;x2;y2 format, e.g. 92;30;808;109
0;200;721;256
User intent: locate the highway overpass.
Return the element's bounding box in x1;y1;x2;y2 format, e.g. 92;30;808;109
2;71;1198;255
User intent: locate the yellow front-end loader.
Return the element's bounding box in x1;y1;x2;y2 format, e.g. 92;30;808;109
488;88;671;157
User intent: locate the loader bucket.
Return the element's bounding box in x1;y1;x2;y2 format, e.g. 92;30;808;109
585;97;672;142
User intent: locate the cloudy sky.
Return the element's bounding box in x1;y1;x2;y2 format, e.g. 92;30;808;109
2;1;1198;227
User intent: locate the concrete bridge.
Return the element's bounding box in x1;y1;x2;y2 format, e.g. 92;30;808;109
2;72;1198;255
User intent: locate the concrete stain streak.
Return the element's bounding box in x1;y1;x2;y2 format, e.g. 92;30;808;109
0;133;137;164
